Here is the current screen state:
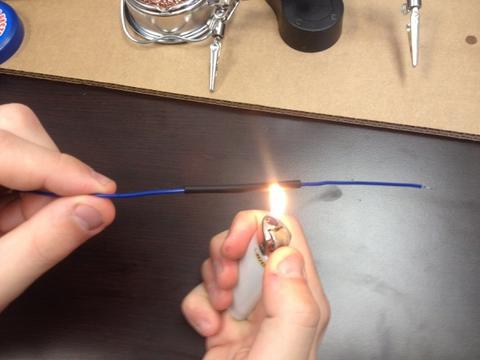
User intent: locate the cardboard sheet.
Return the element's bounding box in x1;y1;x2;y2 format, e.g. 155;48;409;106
1;0;479;140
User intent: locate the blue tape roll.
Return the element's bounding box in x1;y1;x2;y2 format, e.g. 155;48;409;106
0;1;24;64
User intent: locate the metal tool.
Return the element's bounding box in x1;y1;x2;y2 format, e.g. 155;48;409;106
402;0;422;67
120;0;239;91
209;7;227;92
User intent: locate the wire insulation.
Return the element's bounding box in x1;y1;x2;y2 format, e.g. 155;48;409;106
32;188;185;199
185;180;302;194
301;181;424;189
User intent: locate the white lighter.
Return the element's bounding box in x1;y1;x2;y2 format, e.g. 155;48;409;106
230;184;292;320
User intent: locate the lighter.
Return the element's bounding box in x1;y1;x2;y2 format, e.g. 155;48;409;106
230;184;292;321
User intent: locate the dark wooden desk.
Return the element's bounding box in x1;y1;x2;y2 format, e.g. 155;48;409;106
0;74;479;359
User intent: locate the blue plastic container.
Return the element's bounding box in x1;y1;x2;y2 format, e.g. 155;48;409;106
0;1;24;64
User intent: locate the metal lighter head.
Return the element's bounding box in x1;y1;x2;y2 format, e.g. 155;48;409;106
259;215;291;257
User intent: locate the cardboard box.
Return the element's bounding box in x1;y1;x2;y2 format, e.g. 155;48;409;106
2;0;479;140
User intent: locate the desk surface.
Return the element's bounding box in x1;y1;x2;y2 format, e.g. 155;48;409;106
0;74;479;359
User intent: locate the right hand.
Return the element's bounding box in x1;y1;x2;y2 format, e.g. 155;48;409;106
182;210;331;360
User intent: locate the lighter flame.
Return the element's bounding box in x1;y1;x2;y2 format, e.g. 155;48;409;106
269;183;287;218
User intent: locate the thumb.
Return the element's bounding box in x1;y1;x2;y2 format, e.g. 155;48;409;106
248;247;320;360
0;196;115;312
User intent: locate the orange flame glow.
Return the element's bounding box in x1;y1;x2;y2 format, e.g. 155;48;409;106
269;183;287;218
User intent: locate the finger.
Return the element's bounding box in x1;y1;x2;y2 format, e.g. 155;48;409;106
222;210;266;260
281;216;331;356
202;259;232;311
0;196;115;312
248;248;321;360
0;129;115;194
0;104;75;231
205;311;252;352
0;194;53;234
0;103;58;150
181;284;221;337
210;231;238;289
282;216;329;311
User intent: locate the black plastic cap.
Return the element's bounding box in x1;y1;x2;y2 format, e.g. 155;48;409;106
266;0;344;53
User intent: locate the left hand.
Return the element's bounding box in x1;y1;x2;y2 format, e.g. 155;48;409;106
0;103;117;312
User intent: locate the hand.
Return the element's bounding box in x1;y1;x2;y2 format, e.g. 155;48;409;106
0;103;116;312
182;211;330;360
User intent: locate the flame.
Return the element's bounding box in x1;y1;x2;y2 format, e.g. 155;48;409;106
269;183;287;218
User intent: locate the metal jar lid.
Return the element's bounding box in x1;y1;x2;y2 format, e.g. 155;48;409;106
127;0;204;15
122;0;214;43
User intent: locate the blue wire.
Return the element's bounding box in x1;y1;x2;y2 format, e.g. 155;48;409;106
30;181;425;199
32;188;185;199
95;188;185;198
301;181;424;189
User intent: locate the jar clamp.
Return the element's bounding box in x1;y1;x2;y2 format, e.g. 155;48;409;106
120;0;240;92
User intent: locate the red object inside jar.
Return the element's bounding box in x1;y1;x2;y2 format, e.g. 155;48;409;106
139;0;187;8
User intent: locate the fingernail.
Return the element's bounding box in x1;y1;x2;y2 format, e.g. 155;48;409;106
74;204;104;231
277;253;304;279
91;170;113;186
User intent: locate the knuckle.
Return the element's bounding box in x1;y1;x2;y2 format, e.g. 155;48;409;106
201;259;211;279
0;103;39;129
209;231;226;256
232;347;250;360
289;292;322;328
305;301;322;327
28;228;60;268
42;151;67;188
231;210;264;233
319;297;331;328
229;211;246;228
27;206;87;269
234;210;257;225
58;152;89;173
235;210;250;219
56;152;73;166
44;152;91;192
181;292;194;316
181;288;204;320
0;129;14;148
